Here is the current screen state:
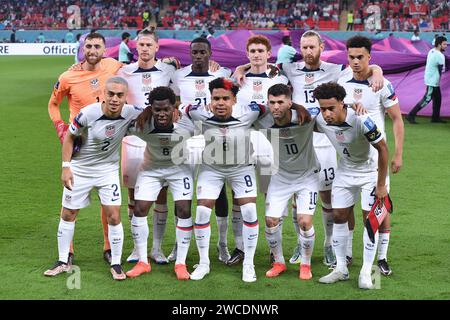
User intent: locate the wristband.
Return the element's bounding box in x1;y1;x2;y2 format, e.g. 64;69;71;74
62;161;71;168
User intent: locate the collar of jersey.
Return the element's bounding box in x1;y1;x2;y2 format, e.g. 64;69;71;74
186;71;212;77
207;115;240;123
272;122;297;128
133;66;160;73
96;114;125;121
246;72;269;78
347;78;370;86
299;66;324;72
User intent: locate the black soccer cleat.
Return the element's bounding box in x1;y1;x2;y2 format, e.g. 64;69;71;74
103;249;112;264
405;114;418;124
226;248;244;266
377;259;392;276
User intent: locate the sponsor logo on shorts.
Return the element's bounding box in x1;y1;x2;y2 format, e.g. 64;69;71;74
325;182;332;187
65;194;72;201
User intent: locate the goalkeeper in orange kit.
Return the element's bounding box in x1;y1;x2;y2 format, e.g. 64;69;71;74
48;32;123;265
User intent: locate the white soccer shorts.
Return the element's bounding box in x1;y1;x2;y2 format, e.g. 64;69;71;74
62;171;122;209
331;170;379;211
134;165;193;202
121;136;146;189
196;165;257;199
315;145;337;192
265;170;319;218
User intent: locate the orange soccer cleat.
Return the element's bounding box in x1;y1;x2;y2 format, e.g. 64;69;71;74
299;264;312;280
174;264;190;280
265;262;287;278
126;261;151;278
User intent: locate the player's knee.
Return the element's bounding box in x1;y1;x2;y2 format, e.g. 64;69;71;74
265;216;279;228
61;208;77;222
175;202;191;219
134;201;150;217
297;215;312;230
332;209;348;224
240;202;257;222
156;187;168;204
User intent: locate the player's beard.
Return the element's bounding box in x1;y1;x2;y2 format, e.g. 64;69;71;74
85;54;102;66
304;52;320;68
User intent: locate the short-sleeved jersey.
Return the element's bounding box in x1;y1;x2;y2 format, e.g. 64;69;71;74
236;70;288;107
68;103;143;177
117;60;176;108
424;48;446;87
182;102;269;172
266;119;320;180
50;58;123;123
171;65;232;107
338;74;399;135
315;107;383;173
130;118;191;169
281;61;351;147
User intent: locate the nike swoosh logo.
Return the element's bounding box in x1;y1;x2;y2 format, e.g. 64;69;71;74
245;190;254;193
183;192;191;196
111;198;119;202
325;183;332;187
308;207;315;210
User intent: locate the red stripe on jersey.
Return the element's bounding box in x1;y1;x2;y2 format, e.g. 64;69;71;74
177;225;194;231
243;220;259;228
258;104;266;117
194;223;210;229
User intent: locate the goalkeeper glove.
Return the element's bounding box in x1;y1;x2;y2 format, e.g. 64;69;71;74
54;120;69;144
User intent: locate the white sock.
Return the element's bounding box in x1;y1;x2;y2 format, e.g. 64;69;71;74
131;215;148;264
362;227;379;275
333;222;349;273
265;224;284;264
300;226;315;265
215;215;228;247
176;217;193;265
241;203;259;266
152;204;168;252
57;219;75;263
194;206;212;265
321;203;333;247
292;214;301;244
109;223;124;266
377;232;390;261
231;205;244;251
127;199;135;221
347;229;354;258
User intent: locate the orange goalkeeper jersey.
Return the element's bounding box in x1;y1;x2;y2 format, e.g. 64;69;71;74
48;58;123;123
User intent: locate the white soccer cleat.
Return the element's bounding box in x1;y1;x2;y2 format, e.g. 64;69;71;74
167;244;177;262
149;250;169;265
242;264;257;283
289;244;302;264
190;264;210;280
358;272;374;289
319;268;349;284
126;248;139;263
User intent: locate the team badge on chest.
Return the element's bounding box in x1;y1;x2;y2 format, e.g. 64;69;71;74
105;125;116;138
335;130;345;142
90;78;100;90
305;73;314;85
353;88;363;100
142;73;152;86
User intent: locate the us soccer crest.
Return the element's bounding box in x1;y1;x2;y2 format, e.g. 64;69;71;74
335;130;345;142
305;73;314;85
142;73;152;86
219;127;229;136
159;137;169;145
353;88;363;100
195;79;205;91
253;80;263;92
90;78;100;90
105;125;115;138
279;128;290;138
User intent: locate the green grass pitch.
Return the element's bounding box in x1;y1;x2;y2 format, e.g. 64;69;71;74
0;56;449;300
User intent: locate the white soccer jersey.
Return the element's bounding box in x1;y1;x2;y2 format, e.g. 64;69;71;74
315;107;383;173
130;118;192;169
182;102;269;172
266;119;320;180
236;70;288;106
171;65;232;107
118;60;176;147
69;103;143;177
117;60;176;108
281;61;351;147
338;74;399;135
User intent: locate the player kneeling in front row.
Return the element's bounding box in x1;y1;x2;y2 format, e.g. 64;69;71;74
44;77;143;280
126;87;193;280
313;82;389;289
263;84;318;280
